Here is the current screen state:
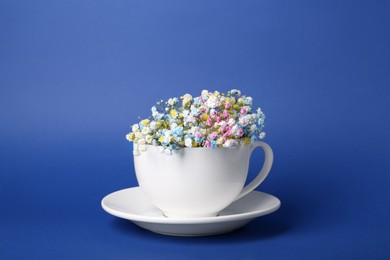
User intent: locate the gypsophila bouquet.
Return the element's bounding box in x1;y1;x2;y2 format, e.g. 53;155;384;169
126;89;266;155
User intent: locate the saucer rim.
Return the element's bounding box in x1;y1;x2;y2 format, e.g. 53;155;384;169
101;187;281;225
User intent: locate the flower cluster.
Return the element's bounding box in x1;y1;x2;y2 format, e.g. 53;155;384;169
126;90;266;155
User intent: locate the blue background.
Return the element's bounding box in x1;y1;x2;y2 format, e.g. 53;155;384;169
1;0;389;259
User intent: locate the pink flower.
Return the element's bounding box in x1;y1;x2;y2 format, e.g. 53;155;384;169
210;109;217;117
224;102;231;109
206;117;213;127
195;132;202;138
210;132;218;139
215;116;221;122
205;140;211;148
223;110;229;119
240;107;247;115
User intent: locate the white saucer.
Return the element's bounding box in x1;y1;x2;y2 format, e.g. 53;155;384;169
101;187;281;236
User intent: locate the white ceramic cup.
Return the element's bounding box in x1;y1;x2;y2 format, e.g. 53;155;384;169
134;141;273;218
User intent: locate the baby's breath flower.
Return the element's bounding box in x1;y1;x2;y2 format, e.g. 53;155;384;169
126;89;266;155
182;94;193;108
132;124;139;132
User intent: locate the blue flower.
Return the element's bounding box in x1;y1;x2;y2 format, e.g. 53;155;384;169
191;107;200;116
193;97;201;106
171;126;184;137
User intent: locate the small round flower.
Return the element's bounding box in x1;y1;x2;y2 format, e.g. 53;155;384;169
223;139;239;148
145;135;153;143
132;124;139;132
182;94;193;108
170;109;178;118
126;133;135;141
210;132;218;139
259;132;266;139
149;121;156;130
240;107;247;115
185;137;193;148
206;117;213;127
126;89;266;155
201;90;209;100
167;98;175;106
194;132;203;143
222;110;229;119
134;131;142;139
142;127;150;135
140;119;150;126
228;118;236;126
206;95;219;109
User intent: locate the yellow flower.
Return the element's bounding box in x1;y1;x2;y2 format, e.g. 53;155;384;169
126;133;135;141
244;137;251;145
201;114;209;121
158;136;165;143
170;109;178;118
141;119;150;126
181;94;193;108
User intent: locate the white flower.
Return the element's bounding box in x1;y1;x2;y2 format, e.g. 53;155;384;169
182;94;193;107
185;138;193;148
145;135;153;143
228;118;236;126
239;115;250;127
142;127;150;135
259;132;266;139
132;124;139;132
218;120;227;128
182;109;190;117
151;106;158;117
249;124;257;132
167;98;175;106
169;123;178;130
201;90;209;100
231;125;241;136
134;131;142;139
149;121;156;130
185;114;196;124
164;131;172;144
223;139;239;148
206;95;219;108
190;126;200;135
125;133;132;141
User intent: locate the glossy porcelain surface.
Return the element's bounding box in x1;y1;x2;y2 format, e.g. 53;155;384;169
133;142;273;217
101;187;281;236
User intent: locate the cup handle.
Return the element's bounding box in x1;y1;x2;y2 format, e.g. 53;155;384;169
234;141;274;201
